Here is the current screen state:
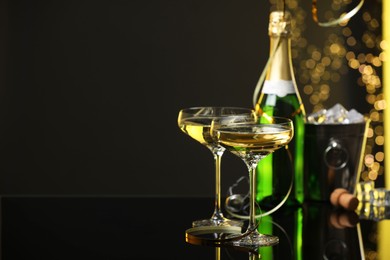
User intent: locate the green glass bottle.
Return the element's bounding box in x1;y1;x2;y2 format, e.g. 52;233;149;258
255;10;306;207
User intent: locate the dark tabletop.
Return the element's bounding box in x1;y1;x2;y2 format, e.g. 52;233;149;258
0;196;386;259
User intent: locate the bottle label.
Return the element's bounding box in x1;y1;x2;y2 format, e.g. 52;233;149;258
262;80;296;97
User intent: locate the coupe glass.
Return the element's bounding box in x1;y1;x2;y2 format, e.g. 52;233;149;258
178;107;255;228
211;115;293;247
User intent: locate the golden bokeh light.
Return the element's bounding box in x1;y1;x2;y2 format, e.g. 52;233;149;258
376;151;385;162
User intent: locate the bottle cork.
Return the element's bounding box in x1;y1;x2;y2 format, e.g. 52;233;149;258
330;188;359;211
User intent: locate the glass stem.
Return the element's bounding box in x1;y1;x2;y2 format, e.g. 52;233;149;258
248;164;257;231
211;146;225;220
247;156;265;231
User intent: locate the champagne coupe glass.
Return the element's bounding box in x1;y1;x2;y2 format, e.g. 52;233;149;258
178;107;256;228
211;115;293;247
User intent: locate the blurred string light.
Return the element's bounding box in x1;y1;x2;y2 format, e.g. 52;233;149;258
270;0;384;184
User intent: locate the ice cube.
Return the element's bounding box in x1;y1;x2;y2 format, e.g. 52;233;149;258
325;103;348;124
307;109;327;124
346;109;365;123
307;104;365;124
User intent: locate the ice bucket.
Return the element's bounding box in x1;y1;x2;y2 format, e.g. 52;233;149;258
304;120;370;201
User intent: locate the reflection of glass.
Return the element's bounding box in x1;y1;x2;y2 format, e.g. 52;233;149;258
211;115;293;247
178;107;255;228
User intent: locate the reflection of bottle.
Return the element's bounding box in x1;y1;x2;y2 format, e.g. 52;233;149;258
255;10;306;207
258;207;303;260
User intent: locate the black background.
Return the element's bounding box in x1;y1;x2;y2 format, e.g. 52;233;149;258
0;0;376;196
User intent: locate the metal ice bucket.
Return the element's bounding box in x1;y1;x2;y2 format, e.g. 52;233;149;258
304;120;369;201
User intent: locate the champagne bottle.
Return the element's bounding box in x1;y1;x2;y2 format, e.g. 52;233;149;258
255;10;306;207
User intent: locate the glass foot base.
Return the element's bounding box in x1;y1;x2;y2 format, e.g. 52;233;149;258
229;231;279;247
192;218;243;228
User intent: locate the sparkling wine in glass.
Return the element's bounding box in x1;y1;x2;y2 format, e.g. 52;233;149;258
211;115;293;247
178;107;256;228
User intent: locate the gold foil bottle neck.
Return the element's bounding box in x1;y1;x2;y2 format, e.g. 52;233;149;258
269;11;291;37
